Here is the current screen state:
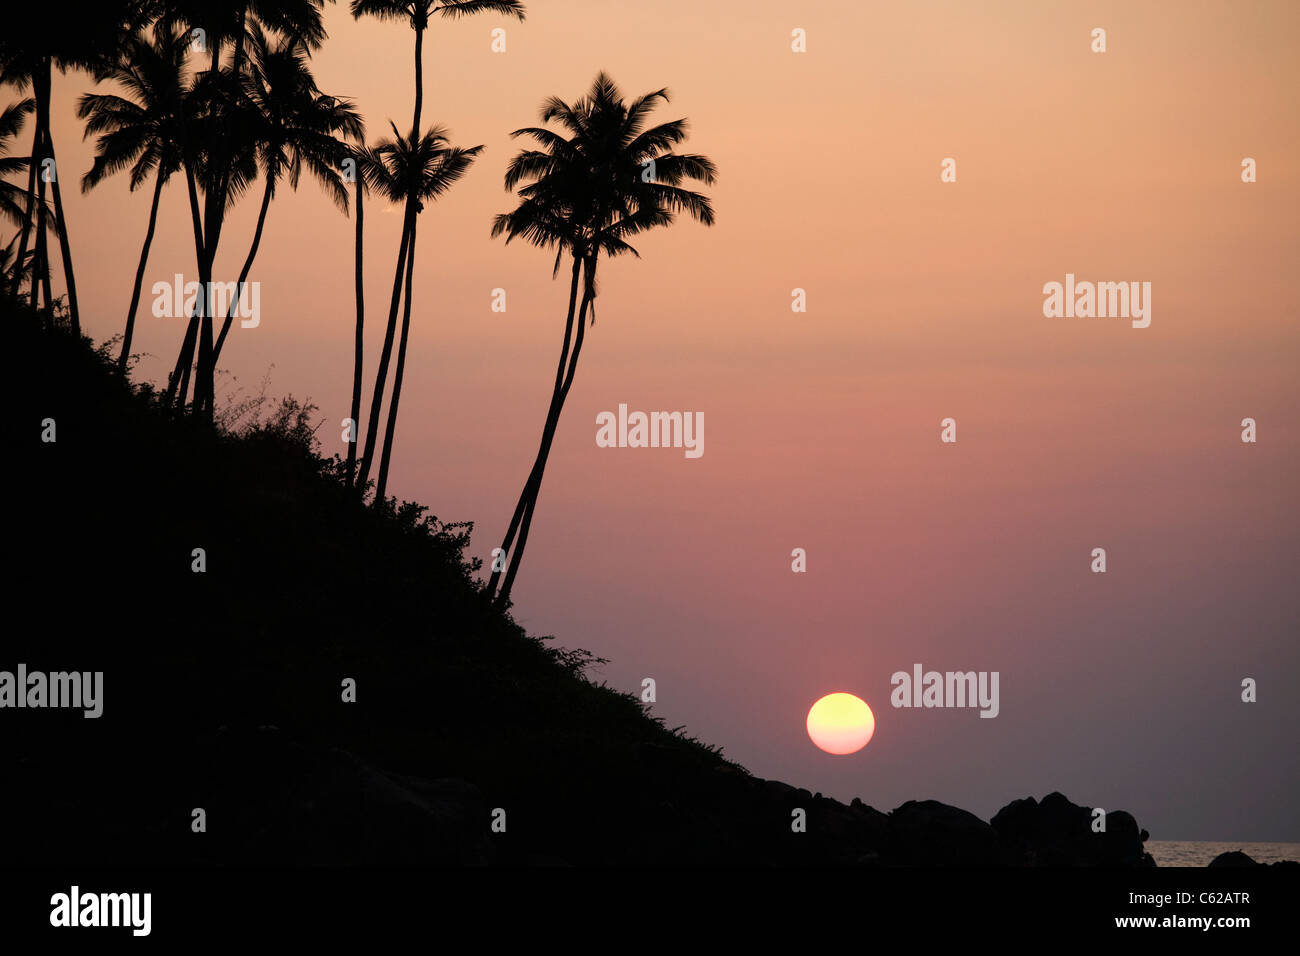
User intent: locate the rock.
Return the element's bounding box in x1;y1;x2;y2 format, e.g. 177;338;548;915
1208;851;1261;867
887;800;1006;865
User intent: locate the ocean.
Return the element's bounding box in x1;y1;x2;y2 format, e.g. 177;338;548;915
1146;841;1300;867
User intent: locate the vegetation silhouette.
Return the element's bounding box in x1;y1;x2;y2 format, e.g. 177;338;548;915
0;96;56;294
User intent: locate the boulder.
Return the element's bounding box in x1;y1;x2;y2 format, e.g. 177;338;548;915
887;799;1007;865
1208;850;1261;868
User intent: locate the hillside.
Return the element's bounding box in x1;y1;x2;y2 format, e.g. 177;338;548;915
7;304;1153;866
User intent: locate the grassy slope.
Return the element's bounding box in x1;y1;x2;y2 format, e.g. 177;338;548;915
10;305;883;866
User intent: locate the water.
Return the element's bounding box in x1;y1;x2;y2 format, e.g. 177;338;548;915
1147;841;1300;867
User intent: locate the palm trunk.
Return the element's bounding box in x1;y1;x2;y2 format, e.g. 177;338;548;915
193;157;222;417
194;276;214;418
192;13;246;420
119;171;166;372
29;60;78;331
189;236;213;416
212;176;273;364
346;175;365;488
487;252;582;599
43;127;80;333
170;312;199;409
32;145;50;320
374;216;418;505
164;163;206;409
230;8;249;74
356;205;414;492
412;25;424;135
496;255;597;608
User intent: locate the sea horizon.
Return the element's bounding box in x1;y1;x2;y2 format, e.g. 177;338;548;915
1146;841;1300;867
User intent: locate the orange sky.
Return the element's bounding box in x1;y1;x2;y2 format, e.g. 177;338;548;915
28;0;1300;839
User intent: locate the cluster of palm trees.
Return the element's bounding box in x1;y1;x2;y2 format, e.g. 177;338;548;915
1;0;717;607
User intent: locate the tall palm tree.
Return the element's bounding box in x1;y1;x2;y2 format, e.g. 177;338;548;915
349;0;525;136
206;23;363;383
356;122;480;503
157;0;331;419
78;28;190;371
164;63;261;412
487;73;716;607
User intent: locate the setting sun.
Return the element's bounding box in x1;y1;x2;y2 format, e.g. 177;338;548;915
806;693;876;755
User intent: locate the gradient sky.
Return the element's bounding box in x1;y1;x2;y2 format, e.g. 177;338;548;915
31;0;1300;840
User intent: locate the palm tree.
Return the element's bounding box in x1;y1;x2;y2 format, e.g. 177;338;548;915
206;23;363;385
157;0;331;418
78;28;190;371
0;0;150;330
356;122;480;503
487;73;716;607
349;0;525;136
164;63;261;412
158;0;329;74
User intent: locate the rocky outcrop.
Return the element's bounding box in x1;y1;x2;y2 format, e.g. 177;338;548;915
991;792;1154;866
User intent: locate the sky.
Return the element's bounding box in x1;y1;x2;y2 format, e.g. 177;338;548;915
30;0;1300;840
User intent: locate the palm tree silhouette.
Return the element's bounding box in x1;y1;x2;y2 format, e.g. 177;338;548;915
158;0;329;74
349;1;525;136
164;59;261;412
0;1;148;329
78;28;190;371
157;0;330;418
356;122;481;503
0;97;52;298
487;72;716;607
208;23;364;375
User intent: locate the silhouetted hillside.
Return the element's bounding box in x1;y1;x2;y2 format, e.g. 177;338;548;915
7;305;1154;866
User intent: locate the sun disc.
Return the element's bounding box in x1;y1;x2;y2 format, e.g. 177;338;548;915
806;692;875;755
